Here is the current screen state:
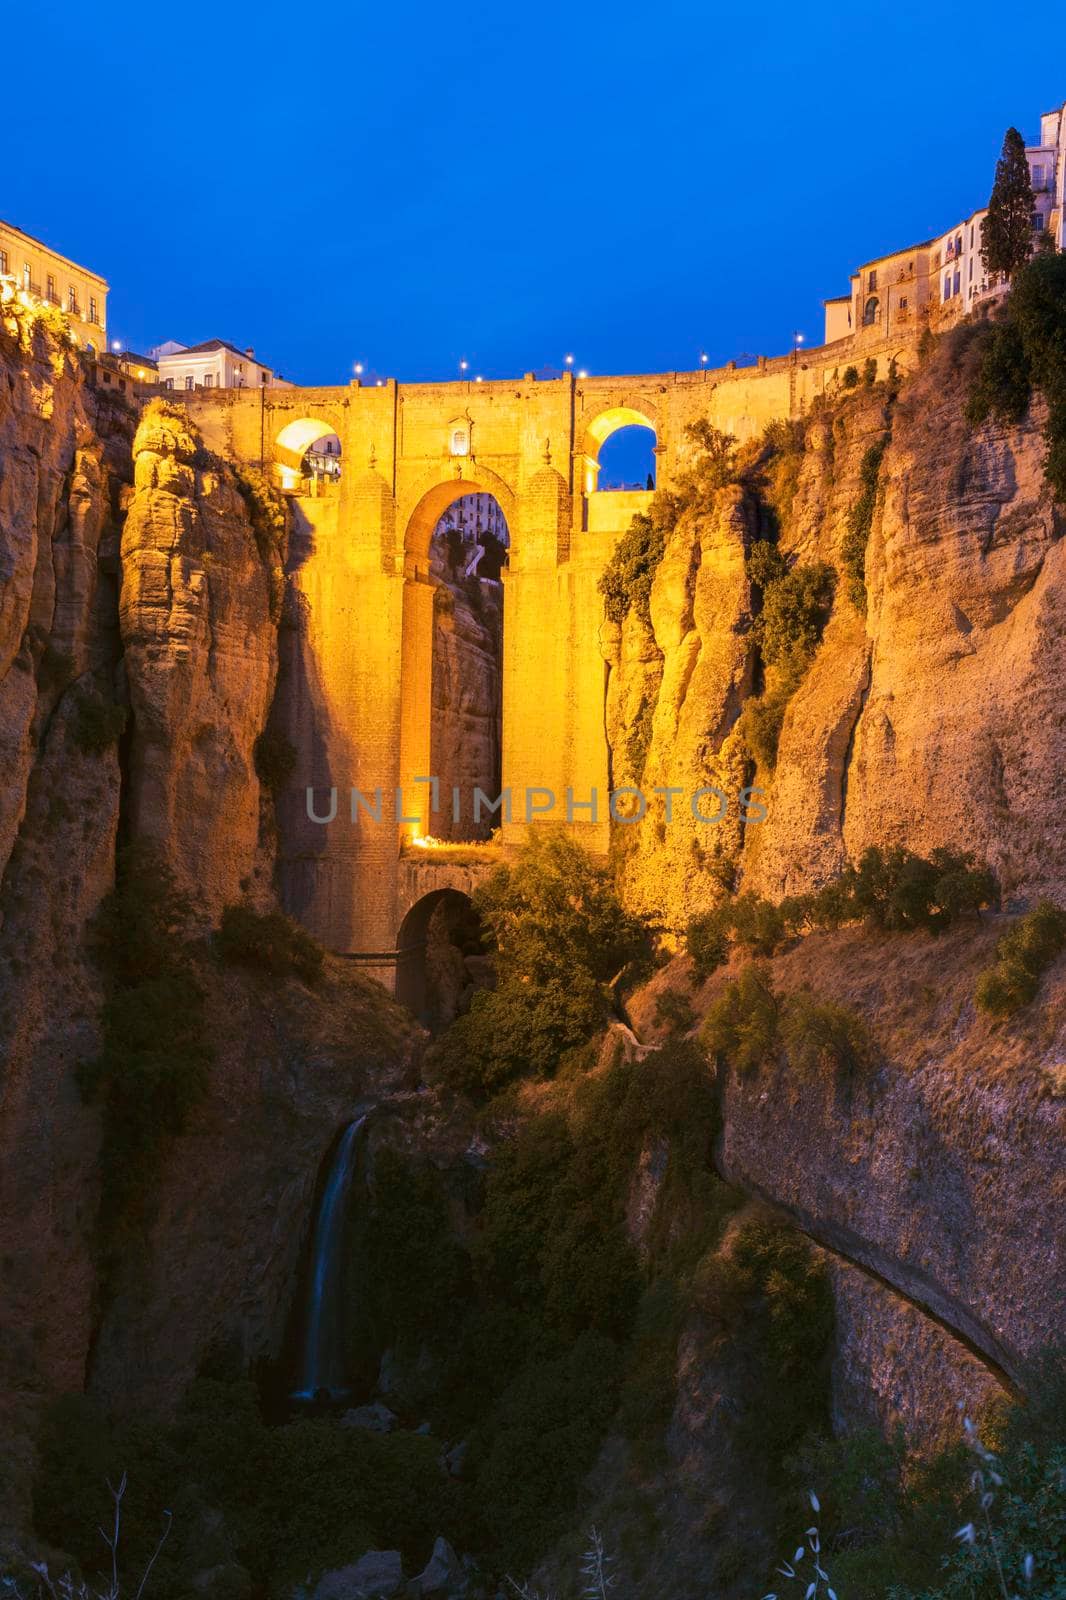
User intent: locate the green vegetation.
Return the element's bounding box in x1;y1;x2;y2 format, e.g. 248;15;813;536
967;251;1066;500
216;903;324;984
78;845;212;1233
253;727;297;792
32;1382;463;1598
701;962;870;1084
233;465;287;619
863;356;878;386
71;687;128;754
686;846;996;978
840;434;888;610
842;365;860;389
982;127;1037;282
598;510;666;626
428;829;649;1100
701;961;780;1074
350;1039;733;1570
739;540;835;769
975;898;1066;1017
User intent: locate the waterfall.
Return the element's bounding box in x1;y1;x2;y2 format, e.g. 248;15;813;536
291;1116;366;1401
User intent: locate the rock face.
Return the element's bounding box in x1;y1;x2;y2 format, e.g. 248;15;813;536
429;533;503;842
120;402;279;918
607;352;1066;922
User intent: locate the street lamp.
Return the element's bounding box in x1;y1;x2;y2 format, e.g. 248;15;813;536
793;331;806;351
353;361;364;377
700;351;708;367
475;374;483;383
459;358;469;379
577;369;588;379
111;339;123;353
564;353;574;368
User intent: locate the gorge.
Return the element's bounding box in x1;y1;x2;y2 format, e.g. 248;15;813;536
0;284;1063;1600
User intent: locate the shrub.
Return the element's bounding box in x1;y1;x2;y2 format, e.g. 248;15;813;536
78;845;212;1231
598;511;666;625
780;990;873;1082
842;365;860;388
686;905;730;977
686;891;792;979
863;356;878;386
740;539;835;769
428;830;649;1100
216;904;324;983
253;727;297;791
966;252;1066;501
838;845;996;932
975;899;1066;1017
702;962;779;1074
841;434;888;610
71;690;127;754
653;986;696;1034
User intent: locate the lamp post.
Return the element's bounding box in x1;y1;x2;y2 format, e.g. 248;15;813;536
459;358;469;381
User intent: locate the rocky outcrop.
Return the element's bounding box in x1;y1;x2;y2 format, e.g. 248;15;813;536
608;349;1066;922
120;403;280;918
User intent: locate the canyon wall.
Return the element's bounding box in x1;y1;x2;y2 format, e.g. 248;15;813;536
608;350;1066;924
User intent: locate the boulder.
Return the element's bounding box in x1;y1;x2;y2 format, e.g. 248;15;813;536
411;1538;462;1596
340;1401;398;1433
312;1551;404;1600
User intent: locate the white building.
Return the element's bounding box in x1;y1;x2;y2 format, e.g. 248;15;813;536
825;96;1066;344
155;338;274;391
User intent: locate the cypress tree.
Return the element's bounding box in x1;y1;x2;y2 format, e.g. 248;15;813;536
982;126;1036;281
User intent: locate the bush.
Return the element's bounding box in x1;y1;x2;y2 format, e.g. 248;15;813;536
740;540;835;769
837;845;997;932
254;728;297;791
863;356;878;386
841;434;888;610
598;511;666;625
79;845;212;1230
780;990;873;1082
702;962;779;1074
216;904;324;983
975;899;1066;1017
428;830;649;1100
967;252;1066;501
71;690;127;754
653;985;696;1034
842;365;860;388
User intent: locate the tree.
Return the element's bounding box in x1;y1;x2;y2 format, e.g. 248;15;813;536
982;127;1035;281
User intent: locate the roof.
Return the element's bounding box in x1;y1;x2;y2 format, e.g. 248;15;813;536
823;294;850;304
853;237;935;275
122;351;158;368
157;338;272;369
0;218;109;288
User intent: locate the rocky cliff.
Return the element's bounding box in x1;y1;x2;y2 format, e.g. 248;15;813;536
607;343;1066;924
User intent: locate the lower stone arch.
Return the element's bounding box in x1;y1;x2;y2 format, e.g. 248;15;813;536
394;887;485;1029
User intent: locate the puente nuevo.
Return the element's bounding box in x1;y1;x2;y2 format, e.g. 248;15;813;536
177;326;914;997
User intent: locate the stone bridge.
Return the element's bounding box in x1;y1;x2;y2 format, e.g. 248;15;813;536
175;334;914;993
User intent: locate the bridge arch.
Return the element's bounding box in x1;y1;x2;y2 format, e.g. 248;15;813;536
394;885;486;1029
398;470;514;841
274;414;345;491
400;463;518;578
580;402;659;496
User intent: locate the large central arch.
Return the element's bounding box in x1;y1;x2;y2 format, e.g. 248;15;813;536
398;468;516;840
579;402;659;497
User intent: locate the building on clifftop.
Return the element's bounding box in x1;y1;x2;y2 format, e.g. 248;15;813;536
0;219;108;351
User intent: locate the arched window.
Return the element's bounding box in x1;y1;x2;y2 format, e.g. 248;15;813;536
448;420;470;457
862;296;880;326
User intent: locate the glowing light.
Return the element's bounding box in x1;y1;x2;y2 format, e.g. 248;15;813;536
353;361;364;376
564;353;574;366
577;369;588;379
459;359;469;376
700;352;708;365
111;339;122;353
376;379;383;386
475;375;483;383
411;833;444;849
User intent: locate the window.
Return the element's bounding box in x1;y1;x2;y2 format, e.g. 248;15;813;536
868;269;877;290
899;296;908;311
46;273;55;301
164;378;173;389
1032;212;1046;231
944;274;952;301
862;296;879;326
67;286;77;313
204;374;213;388
22;263;31;288
955;235;962;256
185;375;194;389
0;249;7;274
89;296;97;324
953;270;961;295
1033;163;1046;189
970;225;975;247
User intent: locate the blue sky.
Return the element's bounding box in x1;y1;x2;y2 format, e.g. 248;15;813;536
6;0;1066;394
